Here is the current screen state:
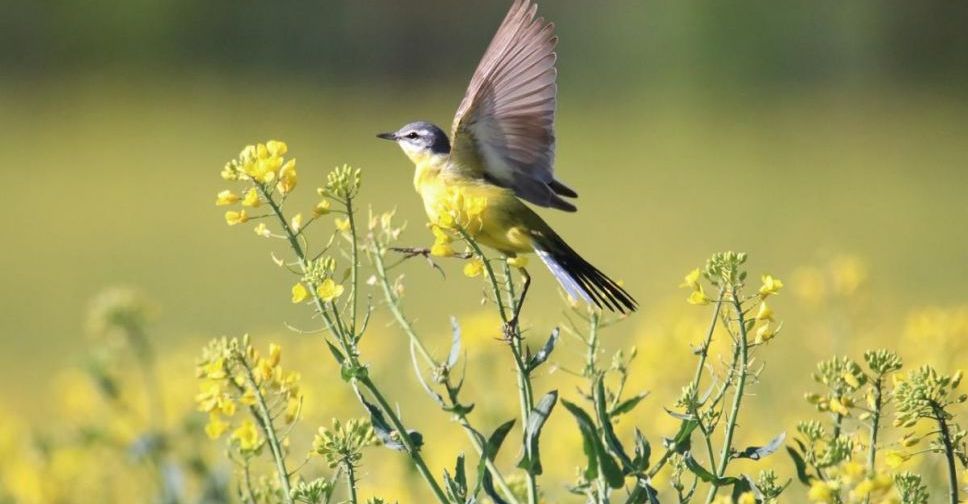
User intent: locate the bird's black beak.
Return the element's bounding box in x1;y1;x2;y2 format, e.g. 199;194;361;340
376;132;397;141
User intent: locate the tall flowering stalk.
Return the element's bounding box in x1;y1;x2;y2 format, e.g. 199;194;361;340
216;142;449;503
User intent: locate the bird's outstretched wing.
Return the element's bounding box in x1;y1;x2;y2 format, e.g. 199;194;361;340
449;0;578;212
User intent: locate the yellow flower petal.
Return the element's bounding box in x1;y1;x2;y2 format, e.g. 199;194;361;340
755;301;774;321
291;283;308;303
265;140;288;157
463;259;484;278
680;268;702;290
687;288;711;305
254;222;272;238
242;187;261;208
317;279;345;302
334;218;350;232
205;413;229;439
314;199;331;216
225;210;248;226
758;274;784;297
216;190;240;206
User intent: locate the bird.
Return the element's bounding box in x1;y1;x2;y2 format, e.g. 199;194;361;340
377;0;636;314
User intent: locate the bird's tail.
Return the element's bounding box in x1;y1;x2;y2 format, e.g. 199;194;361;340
532;231;637;313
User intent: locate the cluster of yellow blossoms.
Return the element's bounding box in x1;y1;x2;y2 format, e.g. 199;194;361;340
680;269;783;343
428;187;488;258
216;140;298;227
806;461;896;504
195;336;303;454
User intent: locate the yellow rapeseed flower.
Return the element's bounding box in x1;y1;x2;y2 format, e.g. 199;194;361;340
807;479;835;503
205;413;229;439
687;287;711;305
680;268;702;291
884;450;909;468
843;372;860;389
232;419;261;452
755;301;774;321
242;187;261;208
755;322;778;343
268;343;281;367
334;218;350;232
759;274;784;297
216;190;240;206
225;210;248;226
266;140;287;157
276;159;297;194
737;492;756;504
314;199;331;216
254;222;272;238
317;279;345;302
463;259;484;278
291;283;308;304
829;397;850;416
291;213;303;232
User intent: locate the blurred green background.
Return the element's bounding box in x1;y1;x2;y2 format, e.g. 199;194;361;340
1;0;967;500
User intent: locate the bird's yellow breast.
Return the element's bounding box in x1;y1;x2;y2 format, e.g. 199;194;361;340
412;156;541;255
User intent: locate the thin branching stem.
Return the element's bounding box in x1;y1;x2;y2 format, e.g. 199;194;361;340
236;355;294;503
257;183;449;504
344;460;359;504
369;238;521;504
933;403;960;504
866;376;883;476
705;285;751;504
457;227;538;504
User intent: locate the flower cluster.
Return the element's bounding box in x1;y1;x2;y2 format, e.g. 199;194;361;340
806;460;895;504
806;356;868;417
893;365;965;427
312;418;376;469
679;260;783;343
195;336;303;454
434;187;487;234
320;164;362;200
217;140;298;227
292;256;345;305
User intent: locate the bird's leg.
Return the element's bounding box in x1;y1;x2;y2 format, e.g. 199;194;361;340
390;247;473;260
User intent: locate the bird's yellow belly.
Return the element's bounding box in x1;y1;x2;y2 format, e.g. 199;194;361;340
416;175;535;255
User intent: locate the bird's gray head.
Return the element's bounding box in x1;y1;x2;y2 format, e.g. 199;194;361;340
377;121;451;162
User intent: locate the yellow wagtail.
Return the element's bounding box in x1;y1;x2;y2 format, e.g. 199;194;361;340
378;0;636;314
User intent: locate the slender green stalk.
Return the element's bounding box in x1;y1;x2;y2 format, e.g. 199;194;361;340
345;197;360;335
370;243;521;504
257;184;449;504
647;288;724;480
866;377;883;476
705;286;751;504
237;356;294;503
344;461;359;504
933;404;960;504
458;228;538;504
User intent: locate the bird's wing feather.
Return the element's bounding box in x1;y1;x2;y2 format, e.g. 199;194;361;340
449;0;576;211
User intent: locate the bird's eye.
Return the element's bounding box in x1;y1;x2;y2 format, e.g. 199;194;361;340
406;132;419;139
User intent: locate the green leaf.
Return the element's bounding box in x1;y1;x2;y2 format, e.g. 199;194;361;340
447;317;461;370
516;390;558;475
472;420;515;504
735;432;786;460
683;452;737;486
633;428;652;472
561;399;625;489
324;339;345;363
663;417;699;454
785;445;812;486
527;328;559;371
625;477;661;504
609;392;649;417
593;375;634;472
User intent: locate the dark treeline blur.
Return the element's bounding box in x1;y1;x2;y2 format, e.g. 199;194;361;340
3;0;967;90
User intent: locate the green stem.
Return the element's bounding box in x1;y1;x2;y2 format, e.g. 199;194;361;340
646;288;724;480
370;240;521;504
257;184;449;504
866;378;883;476
238;357;293;503
344;461;358;504
346;197;360;336
705;286;751;504
934;404;960;504
458;228;537;504
357;375;450;503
